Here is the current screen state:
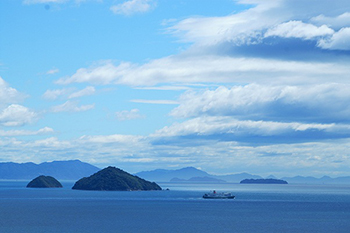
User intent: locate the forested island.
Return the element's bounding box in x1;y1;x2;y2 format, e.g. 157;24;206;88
72;166;162;191
240;178;288;184
26;175;63;188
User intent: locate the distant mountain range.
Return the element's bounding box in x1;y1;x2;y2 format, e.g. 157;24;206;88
136;167;350;184
1;160;350;184
135;167;262;183
0;160;100;180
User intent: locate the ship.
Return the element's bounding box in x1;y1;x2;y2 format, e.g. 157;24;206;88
202;190;235;199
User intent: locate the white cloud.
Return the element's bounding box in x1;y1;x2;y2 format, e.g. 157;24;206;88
153;116;337;138
55;56;350;87
68;86;95;99
167;0;350;52
0;77;26;107
110;0;155;16
79;134;144;144
51;100;94;112
43;88;72;100
130;99;179;105
311;12;350;30
46;68;60;75
264;21;334;40
43;86;95;100
167;0;284;45
171;83;350;123
0;104;38;127
0;127;54;137
115;109;145;121
56;61;133;85
135;86;190;91
23;0;98;4
23;0;68;4
53;1;350;88
318;27;350;50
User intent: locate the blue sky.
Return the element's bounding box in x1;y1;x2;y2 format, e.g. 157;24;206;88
1;0;350;177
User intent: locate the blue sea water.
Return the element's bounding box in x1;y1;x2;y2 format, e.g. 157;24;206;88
1;181;350;233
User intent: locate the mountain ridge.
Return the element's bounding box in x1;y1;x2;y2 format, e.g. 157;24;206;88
136;167;350;184
0;160;100;180
2;161;350;184
135;167;263;183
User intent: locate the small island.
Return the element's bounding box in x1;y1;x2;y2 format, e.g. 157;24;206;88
26;175;63;188
72;166;162;191
240;178;288;184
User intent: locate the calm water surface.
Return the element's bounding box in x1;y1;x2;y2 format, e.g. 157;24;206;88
1;181;350;233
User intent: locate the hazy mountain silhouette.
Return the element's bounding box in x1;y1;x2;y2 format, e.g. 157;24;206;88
0;160;100;180
136;167;210;182
136;167;262;183
136;167;350;184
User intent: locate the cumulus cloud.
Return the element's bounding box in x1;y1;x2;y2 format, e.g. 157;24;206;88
0;77;26;106
167;0;284;45
115;109;145;121
110;0;155;16
0;104;38;127
53;1;350;88
167;0;350;55
264;21;334;40
318;27;350;50
171;84;350;123
51;100;94;112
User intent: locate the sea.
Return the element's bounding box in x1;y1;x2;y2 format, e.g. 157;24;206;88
1;181;350;233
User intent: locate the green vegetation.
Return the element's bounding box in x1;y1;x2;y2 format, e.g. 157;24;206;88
26;175;63;188
72;166;162;191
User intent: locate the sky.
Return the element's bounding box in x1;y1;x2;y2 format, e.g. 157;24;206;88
1;0;350;177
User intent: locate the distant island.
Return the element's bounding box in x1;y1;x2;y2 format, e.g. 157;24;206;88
26;175;63;188
72;166;162;191
240;178;288;184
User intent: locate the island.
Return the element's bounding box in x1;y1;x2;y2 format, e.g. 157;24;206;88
240;178;288;184
72;166;162;191
26;175;63;188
